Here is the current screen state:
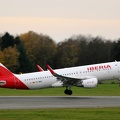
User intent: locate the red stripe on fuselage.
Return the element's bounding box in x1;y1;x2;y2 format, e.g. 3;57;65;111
0;76;29;89
0;66;29;89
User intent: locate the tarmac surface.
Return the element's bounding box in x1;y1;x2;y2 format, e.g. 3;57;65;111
0;96;120;109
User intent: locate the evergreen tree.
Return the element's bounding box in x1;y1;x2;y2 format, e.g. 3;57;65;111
15;37;33;73
1;32;14;50
110;40;120;61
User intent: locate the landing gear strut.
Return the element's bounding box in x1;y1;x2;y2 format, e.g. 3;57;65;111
64;87;73;95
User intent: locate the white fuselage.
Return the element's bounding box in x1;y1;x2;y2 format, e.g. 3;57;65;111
15;62;120;89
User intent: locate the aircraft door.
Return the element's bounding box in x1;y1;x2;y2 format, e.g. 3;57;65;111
118;65;120;73
112;62;120;79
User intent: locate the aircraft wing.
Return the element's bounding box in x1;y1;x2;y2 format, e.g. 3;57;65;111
46;65;94;86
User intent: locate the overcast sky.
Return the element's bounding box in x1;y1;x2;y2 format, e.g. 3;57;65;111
0;0;120;42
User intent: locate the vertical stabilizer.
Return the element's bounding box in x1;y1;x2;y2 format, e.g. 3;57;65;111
0;63;13;77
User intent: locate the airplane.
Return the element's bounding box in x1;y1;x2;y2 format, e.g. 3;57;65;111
0;61;120;95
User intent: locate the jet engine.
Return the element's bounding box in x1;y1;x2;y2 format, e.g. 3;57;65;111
77;78;98;88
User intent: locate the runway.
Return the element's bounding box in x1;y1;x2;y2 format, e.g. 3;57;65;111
0;96;120;109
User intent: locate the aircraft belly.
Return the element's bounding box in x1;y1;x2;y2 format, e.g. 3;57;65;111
26;79;56;90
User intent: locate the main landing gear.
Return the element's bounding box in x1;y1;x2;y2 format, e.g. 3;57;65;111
64;87;73;95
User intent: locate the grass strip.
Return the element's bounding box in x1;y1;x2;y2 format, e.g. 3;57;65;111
0;84;120;96
0;107;120;120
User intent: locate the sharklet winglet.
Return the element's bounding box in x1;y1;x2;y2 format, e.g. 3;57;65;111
46;64;55;75
36;64;44;72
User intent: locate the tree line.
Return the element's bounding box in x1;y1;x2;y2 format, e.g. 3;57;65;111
0;31;120;73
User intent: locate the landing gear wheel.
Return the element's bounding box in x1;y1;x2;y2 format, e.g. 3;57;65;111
64;89;73;95
68;90;72;95
64;89;69;94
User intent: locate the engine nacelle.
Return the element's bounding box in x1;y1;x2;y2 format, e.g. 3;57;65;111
81;78;98;88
